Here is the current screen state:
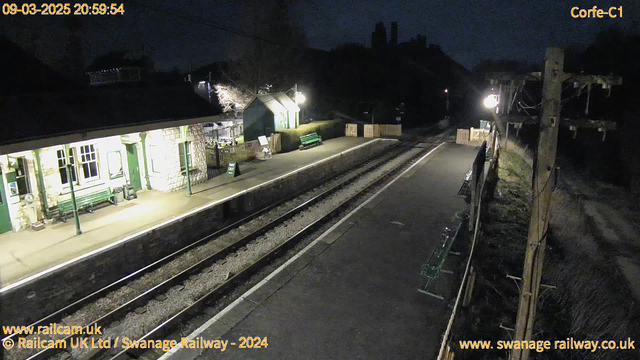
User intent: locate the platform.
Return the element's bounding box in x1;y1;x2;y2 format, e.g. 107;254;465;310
0;137;382;289
169;143;478;360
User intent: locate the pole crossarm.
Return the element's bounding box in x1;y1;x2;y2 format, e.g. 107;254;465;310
501;115;617;130
487;72;622;86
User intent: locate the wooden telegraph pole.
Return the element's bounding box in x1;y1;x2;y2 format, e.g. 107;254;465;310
510;47;564;360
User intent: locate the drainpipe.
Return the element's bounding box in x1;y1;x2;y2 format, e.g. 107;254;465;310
34;149;50;219
140;132;152;190
64;144;81;235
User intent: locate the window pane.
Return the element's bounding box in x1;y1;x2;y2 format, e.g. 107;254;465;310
179;144;185;170
83;163;90;178
60;169;69;185
17;178;28;195
90;162;98;177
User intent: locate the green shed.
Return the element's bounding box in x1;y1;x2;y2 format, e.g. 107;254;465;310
242;93;300;141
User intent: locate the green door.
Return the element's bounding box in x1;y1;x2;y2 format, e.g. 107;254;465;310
0;169;13;233
125;144;142;191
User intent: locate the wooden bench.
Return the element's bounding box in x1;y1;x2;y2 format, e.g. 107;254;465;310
57;188;115;222
417;223;462;300
299;132;322;150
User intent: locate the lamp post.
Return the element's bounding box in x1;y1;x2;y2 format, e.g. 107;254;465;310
444;88;449;116
180;125;192;196
64;144;81;235
294;85;306;127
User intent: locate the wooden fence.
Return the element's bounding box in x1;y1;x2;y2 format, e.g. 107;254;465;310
456;128;493;146
363;124;402;138
437;139;501;360
345;123;358;137
205;134;281;178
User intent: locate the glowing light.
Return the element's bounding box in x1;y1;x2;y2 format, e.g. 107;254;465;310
295;92;306;104
444;89;448;93
483;94;499;109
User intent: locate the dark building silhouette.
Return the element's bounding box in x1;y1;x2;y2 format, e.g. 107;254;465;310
408;34;427;48
371;21;387;50
390;22;398;47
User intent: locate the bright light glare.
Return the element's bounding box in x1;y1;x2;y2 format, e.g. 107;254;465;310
295;92;306;104
483;94;498;108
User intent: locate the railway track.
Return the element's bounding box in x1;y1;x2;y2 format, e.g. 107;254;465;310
4;128;448;360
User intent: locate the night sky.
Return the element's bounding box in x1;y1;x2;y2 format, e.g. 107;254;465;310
1;0;638;72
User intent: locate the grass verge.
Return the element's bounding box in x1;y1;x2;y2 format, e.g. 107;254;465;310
450;142;639;360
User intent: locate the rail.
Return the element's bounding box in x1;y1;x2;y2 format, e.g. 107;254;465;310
9;129;443;360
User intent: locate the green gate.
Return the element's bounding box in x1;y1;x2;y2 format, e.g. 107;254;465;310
0;169;13;233
125;144;142;191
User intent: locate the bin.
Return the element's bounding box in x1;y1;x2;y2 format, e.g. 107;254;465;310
114;186;124;204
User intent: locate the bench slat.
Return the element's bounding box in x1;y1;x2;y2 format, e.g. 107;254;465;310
299;132;322;149
57;188;114;221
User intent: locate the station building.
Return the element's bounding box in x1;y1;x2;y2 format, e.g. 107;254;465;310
0;86;220;234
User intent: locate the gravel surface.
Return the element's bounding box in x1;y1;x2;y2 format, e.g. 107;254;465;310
7;141;421;360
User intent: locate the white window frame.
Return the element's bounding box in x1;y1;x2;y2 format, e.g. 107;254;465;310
56;148;78;186
178;142;192;171
79;144;100;181
15;156;31;197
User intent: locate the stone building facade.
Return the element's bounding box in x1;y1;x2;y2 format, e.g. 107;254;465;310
0;122;211;233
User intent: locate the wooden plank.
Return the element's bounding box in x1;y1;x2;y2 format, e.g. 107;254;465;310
345;123;358;137
456;129;469;144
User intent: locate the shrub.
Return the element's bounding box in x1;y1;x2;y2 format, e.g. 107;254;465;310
277;119;346;152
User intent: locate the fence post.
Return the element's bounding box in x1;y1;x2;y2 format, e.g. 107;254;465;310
463;266;476;307
215;144;220;168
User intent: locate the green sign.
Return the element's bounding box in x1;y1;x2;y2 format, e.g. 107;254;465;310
227;161;241;177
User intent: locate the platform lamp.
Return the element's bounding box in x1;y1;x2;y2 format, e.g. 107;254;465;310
180;125;192;196
64;144;82;235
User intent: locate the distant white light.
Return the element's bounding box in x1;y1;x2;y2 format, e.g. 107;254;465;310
198;81;206;85
295;92;306;104
444;89;448;93
483;94;499;109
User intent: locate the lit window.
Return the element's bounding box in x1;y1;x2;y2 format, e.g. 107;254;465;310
107;151;123;179
57;148;78;185
15;157;31;196
80;144;99;180
178;143;192;171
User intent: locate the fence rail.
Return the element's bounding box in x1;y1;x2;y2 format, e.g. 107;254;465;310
437;135;500;360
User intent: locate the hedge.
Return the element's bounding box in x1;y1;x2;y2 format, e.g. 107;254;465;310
277;119;346;152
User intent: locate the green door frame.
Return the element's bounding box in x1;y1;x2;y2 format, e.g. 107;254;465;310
0;169;13;234
125;144;142;191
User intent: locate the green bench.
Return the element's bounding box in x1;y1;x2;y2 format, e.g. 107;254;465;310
418;224;461;300
299;132;322;150
57;188;115;222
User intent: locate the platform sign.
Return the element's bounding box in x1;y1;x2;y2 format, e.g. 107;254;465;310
227;161;240;177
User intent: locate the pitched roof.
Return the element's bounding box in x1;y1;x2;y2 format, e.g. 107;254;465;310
0;86;221;148
251;92;300;114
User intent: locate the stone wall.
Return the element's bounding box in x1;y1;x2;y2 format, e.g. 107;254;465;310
0;139;393;326
146;124;207;192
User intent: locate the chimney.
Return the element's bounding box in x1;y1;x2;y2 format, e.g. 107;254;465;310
390;22;398;47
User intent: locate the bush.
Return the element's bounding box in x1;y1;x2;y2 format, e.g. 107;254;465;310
277;119;346;152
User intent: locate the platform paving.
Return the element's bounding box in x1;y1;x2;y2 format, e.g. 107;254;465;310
0;137;378;289
174;143;478;360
